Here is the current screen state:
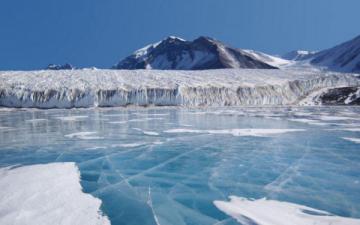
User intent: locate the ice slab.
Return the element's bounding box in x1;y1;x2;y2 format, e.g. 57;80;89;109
214;196;360;225
0;162;110;225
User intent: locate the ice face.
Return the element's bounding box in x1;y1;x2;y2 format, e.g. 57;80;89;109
1;69;359;108
0;107;360;225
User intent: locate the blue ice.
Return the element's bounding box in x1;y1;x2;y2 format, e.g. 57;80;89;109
0;107;360;225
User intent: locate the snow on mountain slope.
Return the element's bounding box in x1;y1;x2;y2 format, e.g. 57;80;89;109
310;35;360;73
282;50;316;61
0;69;359;108
243;49;291;67
114;36;277;70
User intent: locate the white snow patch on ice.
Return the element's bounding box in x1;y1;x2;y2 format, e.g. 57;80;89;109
331;128;360;132
108;121;127;124
342;137;360;144
318;116;359;121
129;118;164;122
132;113;170;117
87;146;107;150
214;196;360;225
103;114;126;117
288;118;328;126
133;128;160;136
65;132;103;140
143;131;160;136
164;129;203;134
180;124;193;127
113;142;148;148
113;141;163;148
56;116;88;121
0;163;110;225
164;128;305;137
25;119;48;123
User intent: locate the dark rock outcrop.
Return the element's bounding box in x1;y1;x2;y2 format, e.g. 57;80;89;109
319;86;360;105
46;63;74;70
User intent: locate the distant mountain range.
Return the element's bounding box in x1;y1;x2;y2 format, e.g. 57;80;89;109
282;35;360;73
281;50;316;61
113;34;360;73
309;35;360;73
47;34;360;73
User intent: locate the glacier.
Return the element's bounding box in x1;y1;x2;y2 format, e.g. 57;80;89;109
0;69;359;108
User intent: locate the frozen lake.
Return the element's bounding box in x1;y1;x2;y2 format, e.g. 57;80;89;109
0;106;360;225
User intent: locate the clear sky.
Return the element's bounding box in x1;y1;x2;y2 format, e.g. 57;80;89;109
1;0;360;70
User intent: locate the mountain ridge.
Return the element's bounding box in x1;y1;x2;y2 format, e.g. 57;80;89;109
310;35;360;73
114;36;278;70
42;34;360;74
281;35;360;73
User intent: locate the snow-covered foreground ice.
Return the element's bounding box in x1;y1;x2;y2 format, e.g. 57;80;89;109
0;69;359;108
0;163;110;225
214;196;360;225
0;106;360;225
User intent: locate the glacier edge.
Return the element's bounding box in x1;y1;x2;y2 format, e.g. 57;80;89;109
0;69;359;108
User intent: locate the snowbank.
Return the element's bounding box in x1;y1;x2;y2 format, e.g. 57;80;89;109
0;163;110;225
214;196;360;225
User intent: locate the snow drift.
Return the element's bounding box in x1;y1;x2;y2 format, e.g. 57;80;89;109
0;163;110;225
0;69;359;108
214;196;360;225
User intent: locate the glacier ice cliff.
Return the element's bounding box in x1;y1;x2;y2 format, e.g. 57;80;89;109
0;69;359;108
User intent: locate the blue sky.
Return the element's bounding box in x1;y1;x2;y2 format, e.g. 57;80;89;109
1;0;360;70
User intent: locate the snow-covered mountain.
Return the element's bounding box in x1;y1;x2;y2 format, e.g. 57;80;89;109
280;35;360;73
310;35;360;73
114;36;277;70
282;50;316;61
